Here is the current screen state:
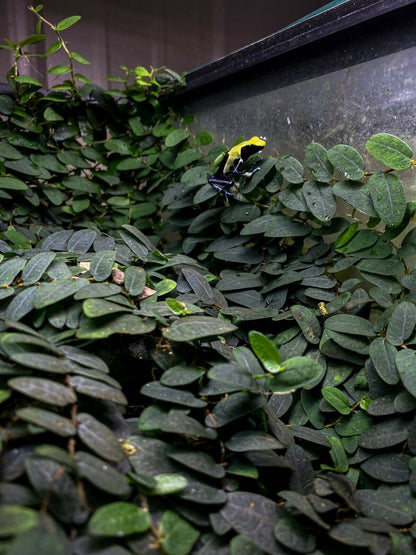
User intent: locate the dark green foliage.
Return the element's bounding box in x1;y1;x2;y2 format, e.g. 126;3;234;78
1;7;416;555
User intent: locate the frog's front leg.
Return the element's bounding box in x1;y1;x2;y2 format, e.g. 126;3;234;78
231;158;260;178
235;166;261;178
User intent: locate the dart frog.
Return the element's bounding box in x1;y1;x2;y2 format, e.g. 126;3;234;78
208;136;266;198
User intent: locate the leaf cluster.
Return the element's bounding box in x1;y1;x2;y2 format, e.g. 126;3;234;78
2;9;416;555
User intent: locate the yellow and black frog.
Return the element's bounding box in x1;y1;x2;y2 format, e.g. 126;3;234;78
208;136;266;199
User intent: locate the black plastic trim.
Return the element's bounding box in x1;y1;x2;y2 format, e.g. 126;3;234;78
183;0;416;93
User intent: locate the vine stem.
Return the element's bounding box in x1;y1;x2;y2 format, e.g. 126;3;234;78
29;6;78;96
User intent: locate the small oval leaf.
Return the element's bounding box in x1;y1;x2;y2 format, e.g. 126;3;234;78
366;133;413;170
88;502;151;537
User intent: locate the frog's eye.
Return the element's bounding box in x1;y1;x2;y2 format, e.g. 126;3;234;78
260;136;267;141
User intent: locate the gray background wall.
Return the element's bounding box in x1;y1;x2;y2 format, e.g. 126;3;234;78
0;0;328;87
179;2;416;158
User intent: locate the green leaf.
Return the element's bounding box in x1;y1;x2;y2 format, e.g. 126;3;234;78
167;448;225;479
161;510;199;555
230;535;264;555
333;180;378;217
0;389;11;404
72;197;90;213
124;266;146;296
116;157;145;171
55;15;81;31
396;349;416;398
119;232;148;259
47;65;71;75
0;94;15;115
165;128;190;147
1;331;60;355
90;250;116;282
324;314;376;337
0;481;40;506
8;377;77;407
16;407;76;436
0;505;39;537
77;412;125;462
18;33;46;47
277;156;304;183
290;305;321;344
207;363;256;391
24;457;87;523
76;451;131;497
357;258;404;276
33;278;87;308
217;272;264;291
33;444;77;470
0;257;26;285
327;436;349;472
354;488;414;525
14;75;43;88
264;214;311;238
225;430;283;451
303;180;336;223
326;329;370;355
386;302;416;346
21;252;55;285
359;417;409;449
74;282;121;300
206;392;266;428
177;478;226;505
69;376;126;405
334;221;359;248
242;157;277;193
173;148;201;169
329;523;370;548
0;140;22;160
267;356;324;393
279;490;329;529
152;474;188;495
327;144;365;180
141;382;207;408
4;227;31;249
0;176;28;190
57;150;90;168
366;133;413;170
368;172;407;227
59;345;109;373
335;410;373;436
131;201;157;218
274;516;316;553
82;298;131;318
321;386;351;414
62;175;98;193
279;185;307;211
88;502;151;537
248;330;281;372
305;142;333;183
361;453;410;484
154;278;176;296
182;267;214;303
220;492;282;553
369;337;400;385
162;315;236;342
161;365;205;387
77;314;155;339
8;352;73;374
67;229;97;253
45;40;62;55
193;131;213;146
71;51;90;64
